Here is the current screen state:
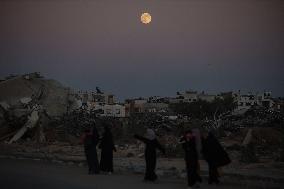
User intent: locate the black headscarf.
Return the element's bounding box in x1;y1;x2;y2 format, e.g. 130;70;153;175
92;123;100;146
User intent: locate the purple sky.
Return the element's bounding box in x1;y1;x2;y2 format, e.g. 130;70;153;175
0;0;284;100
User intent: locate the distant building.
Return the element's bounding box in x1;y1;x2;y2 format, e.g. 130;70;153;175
68;88;122;114
148;96;169;103
75;90;116;109
198;91;216;102
144;102;169;113
235;91;274;111
181;91;198;103
125;98;147;116
124;97;170;116
96;104;126;118
273;98;284;112
169;90;216;104
258;92;274;109
235;93;257;111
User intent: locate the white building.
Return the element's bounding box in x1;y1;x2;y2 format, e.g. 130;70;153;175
236;94;257;111
235;91;274;111
96;104;126;118
144;102;169;113
257;92;274;109
181;91;198;103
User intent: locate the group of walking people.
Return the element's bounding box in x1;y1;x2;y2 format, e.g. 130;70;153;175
82;125;231;189
134;128;230;188
180;129;231;188
81;123;116;175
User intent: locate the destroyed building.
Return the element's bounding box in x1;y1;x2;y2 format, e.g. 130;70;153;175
0;73;80;143
234;91;274;112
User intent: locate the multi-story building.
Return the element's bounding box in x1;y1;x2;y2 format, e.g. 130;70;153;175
169;90;216;104
235;91;274;111
72;89;127;117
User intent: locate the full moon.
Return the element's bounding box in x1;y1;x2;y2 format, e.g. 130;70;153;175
141;13;151;24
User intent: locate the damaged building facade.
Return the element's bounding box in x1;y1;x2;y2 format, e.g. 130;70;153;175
71;88;126;118
234;91;274;112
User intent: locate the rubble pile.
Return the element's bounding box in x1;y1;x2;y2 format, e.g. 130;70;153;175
222;127;284;163
52;110;97;137
0;73;80;143
220;106;284;131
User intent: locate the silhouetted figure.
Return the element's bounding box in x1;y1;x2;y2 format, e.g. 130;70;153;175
99;124;116;173
134;129;165;182
180;130;202;188
202;131;231;184
81;126;100;174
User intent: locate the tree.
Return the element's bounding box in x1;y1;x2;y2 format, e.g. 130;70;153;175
169;95;236;120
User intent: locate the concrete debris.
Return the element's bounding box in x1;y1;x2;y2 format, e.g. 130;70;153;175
20;97;32;105
8;106;40;144
242;129;253;146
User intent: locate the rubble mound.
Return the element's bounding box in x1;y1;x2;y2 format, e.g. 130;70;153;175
0;73;78;117
0;73;79;143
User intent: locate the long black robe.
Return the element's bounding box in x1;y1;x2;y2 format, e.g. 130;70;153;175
83;129;100;174
182;137;202;187
134;134;165;181
202;132;231;184
99;128;116;172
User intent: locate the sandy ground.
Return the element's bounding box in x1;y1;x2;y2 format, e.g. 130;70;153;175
0;158;248;189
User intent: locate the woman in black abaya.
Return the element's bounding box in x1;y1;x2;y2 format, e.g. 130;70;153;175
81;125;100;174
99;124;116;174
180;130;202;188
134;129;165;182
202;131;231;184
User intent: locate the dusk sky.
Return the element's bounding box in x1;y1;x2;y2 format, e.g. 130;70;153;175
0;0;284;100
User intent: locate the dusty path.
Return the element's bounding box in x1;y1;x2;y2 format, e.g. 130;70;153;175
0;158;247;189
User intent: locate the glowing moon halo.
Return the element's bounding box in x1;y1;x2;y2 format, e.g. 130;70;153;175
141;13;151;24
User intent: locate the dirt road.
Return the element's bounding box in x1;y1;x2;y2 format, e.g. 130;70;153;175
0;158;254;189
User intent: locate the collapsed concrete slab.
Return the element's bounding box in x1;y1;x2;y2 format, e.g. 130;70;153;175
20;97;32;105
8;106;40;144
242;129;253;146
